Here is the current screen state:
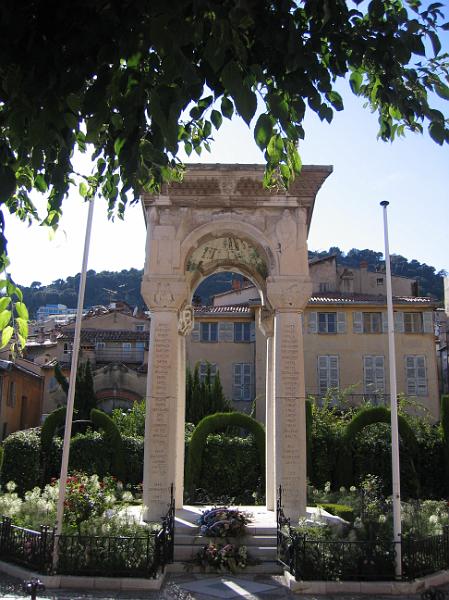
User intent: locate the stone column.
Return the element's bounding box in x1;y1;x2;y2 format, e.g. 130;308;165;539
258;308;275;511
267;277;312;521
141;277;188;521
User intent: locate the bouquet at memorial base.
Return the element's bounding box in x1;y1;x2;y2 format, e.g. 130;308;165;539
195;542;249;573
197;507;252;538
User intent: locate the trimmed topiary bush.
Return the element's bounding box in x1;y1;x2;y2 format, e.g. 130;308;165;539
41;407;66;452
121;436;144;487
69;431;112;477
90;409;125;480
185;412;265;495
197;433;262;503
336;406;420;494
1;429;41;494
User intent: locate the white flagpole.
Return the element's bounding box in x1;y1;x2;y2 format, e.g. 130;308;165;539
380;200;402;579
52;198;95;571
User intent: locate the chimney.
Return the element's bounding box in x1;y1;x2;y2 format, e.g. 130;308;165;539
37;327;45;344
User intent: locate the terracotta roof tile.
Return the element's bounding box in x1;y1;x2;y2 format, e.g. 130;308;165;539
194;305;252;315
309;293;434;306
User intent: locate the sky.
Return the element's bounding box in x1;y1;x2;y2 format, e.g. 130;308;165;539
4;73;449;288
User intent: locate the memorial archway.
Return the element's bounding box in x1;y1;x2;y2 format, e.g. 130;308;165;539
141;164;332;520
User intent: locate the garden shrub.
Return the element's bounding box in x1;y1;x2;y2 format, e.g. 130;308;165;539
336;406;420;495
111;400;145;438
69;431;112;477
195;433;263;504
185;411;265;495
121;435;144;486
41;407;66;452
318;503;354;523
90;409;125;480
1;429;41;494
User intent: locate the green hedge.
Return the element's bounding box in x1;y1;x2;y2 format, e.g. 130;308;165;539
90;409;125;480
318;503;354;523
69;431;113;477
185;412;265;495
442;395;449;494
192;433;263;504
121;436;144;486
1;429;41;493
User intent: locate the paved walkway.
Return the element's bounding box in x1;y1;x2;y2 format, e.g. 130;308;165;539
2;571;448;600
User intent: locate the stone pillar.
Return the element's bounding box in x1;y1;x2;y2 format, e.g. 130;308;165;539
267;276;312;521
258;308;275;511
141;277;188;521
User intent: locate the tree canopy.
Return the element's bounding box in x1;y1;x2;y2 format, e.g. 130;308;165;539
0;0;448;346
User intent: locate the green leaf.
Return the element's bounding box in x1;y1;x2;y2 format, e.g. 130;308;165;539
79;182;89;198
114;137;126;156
326;91;344;111
0;309;11;330
429;121;445;145
349;71;363;94
291;148;302;174
0;297;10;312
221;97;234;119
435;83;449;100
266;134;284;162
34;174;48;193
16;316;28;340
254;114;274;150
428;31;441;56
63;112;78;129
211;110;223;130
234;87;257;125
1;325;14;348
15;301;29;320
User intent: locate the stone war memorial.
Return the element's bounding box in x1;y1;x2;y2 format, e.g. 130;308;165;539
140;163;332;521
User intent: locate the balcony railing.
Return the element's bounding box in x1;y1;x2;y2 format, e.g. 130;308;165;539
61;349;145;365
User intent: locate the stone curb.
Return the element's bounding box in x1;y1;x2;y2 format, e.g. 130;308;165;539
0;561;165;591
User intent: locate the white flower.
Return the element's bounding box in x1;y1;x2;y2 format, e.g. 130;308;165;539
350;486;357;493
6;481;16;492
339;486;346;493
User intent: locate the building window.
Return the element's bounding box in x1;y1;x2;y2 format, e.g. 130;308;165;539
135;324;145;332
233;363;252;401
319;282;330;292
363;312;382;334
363;356;385;394
234;322;251;342
63;342;72;354
122;342;132;353
96;342;106;350
404;312;423;333
376;277;384;286
7;381;16;408
199;362;217;384
200;322;218;342
406;355;428;396
318;313;337;333
317;355;339;396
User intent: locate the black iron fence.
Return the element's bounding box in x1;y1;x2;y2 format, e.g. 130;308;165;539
277;487;449;582
0;485;175;578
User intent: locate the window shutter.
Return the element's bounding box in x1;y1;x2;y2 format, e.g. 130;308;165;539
308;312;318;334
422;312;433;334
250;322;256;342
318;356;329;395
382;312;388;333
416;356;427;395
218;322;234;342
191;322;200;342
364;356;375;392
394;312;404;333
353;312;363;333
329;355;339;388
405;356;417;395
374;356;385;393
337;312;346;334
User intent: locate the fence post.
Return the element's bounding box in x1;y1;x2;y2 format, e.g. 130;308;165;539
0;516;12;555
444;525;449;570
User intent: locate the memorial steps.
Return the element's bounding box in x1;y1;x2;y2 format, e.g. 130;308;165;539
167;505;283;574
